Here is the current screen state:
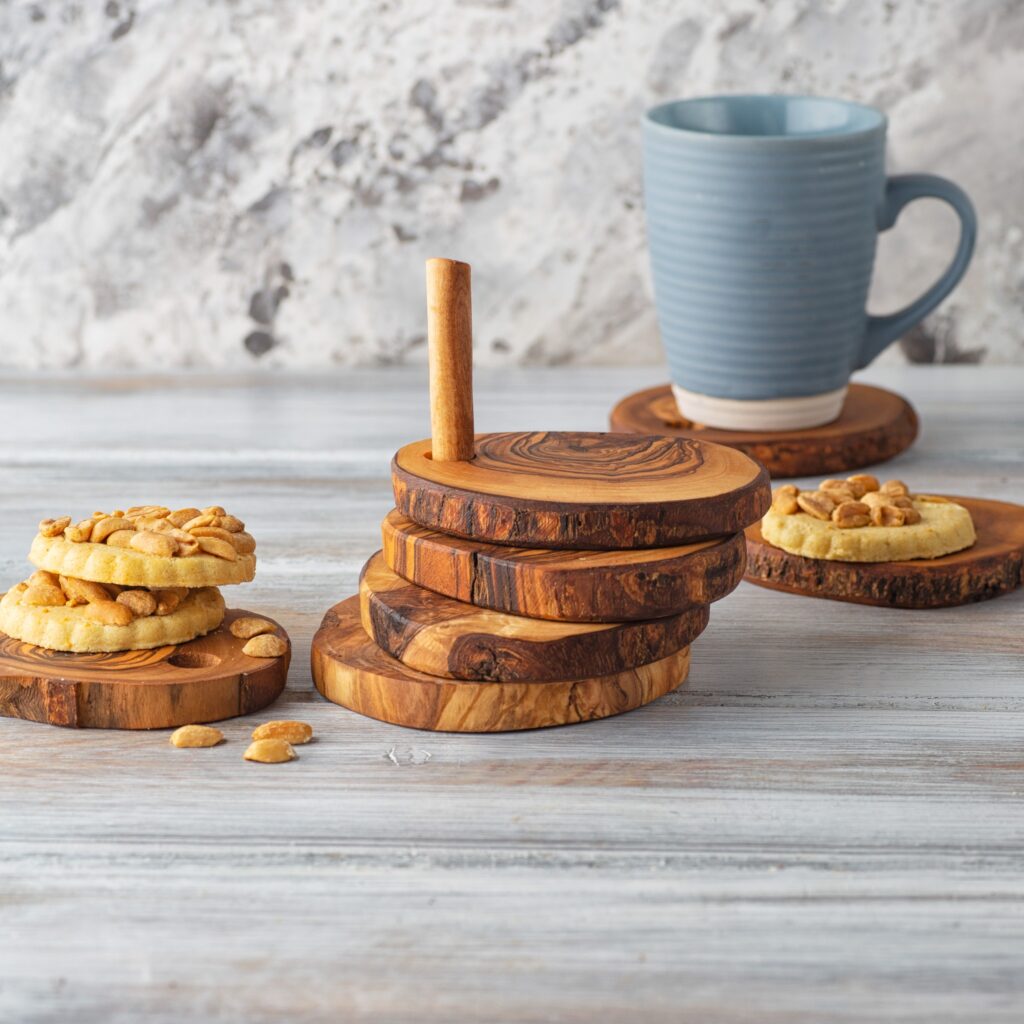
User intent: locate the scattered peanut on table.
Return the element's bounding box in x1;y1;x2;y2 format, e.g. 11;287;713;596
244;738;296;763
252;720;313;745
170;724;225;748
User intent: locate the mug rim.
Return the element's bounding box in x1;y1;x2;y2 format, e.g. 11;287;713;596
645;93;887;144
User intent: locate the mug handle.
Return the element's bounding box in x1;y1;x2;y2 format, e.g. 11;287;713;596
856;173;977;369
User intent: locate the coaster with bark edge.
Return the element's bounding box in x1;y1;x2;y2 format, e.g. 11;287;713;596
744;496;1024;609
0;609;290;729
382;509;745;622
393;431;769;549
311;597;691;732
610;383;918;479
359;551;708;681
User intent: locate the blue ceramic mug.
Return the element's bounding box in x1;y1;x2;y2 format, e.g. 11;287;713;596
643;94;976;430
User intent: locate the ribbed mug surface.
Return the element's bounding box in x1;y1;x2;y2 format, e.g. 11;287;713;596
644;95;888;410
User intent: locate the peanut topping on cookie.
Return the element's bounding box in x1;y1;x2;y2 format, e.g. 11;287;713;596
4;574;201;624
36;504;255;559
771;476;928;529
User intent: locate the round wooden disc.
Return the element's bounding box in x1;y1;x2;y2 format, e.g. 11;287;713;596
360;551;708;682
311;596;691;732
610;383;918;479
382;509;745;622
0;609;290;729
392;431;770;549
744;496;1024;609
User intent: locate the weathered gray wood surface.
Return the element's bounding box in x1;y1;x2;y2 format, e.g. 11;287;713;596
0;366;1022;1024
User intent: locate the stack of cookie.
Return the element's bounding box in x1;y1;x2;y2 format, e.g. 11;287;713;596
0;505;258;653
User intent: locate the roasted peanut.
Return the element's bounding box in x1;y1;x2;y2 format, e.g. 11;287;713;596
189;525;236;543
126;506;170;521
202;506;226;517
105;529;137;549
153;589;184;616
38;516;71;538
879;479;909;497
252;720;312;745
242;634;288;658
64;518;95;543
129;531;177;558
902;507;922;525
820;479;850;494
22;582;67;606
82;599;134;626
831;500;871;529
196;536;237;561
28;570;60;588
59;576;112;605
92;516;133;544
170;724;224;748
167;507;203;528
889;494;914;510
217;515;245;533
147;521;192;541
175;537;200;557
117;589;158;617
243;738;296;763
796;490;836;521
819;481;857;505
182;514;216;532
861;491;889;509
133;515;173;531
771;485;799;515
230;531;256;555
870;504;906;527
230;616;275;640
847;474;879;495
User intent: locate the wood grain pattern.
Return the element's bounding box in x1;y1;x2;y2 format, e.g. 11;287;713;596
745;496;1024;608
0;609;290;729
312;595;692;731
3;366;1024;1024
382;508;746;621
393;431;771;548
610;383;919;478
359;551;709;681
426;258;475;462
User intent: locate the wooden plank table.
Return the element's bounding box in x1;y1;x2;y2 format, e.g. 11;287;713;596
0;366;1021;1023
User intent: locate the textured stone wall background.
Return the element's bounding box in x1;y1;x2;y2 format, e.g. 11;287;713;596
0;0;1019;369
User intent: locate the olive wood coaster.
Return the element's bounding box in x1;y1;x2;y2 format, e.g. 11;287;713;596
609;383;918;479
360;551;708;681
312;596;691;732
392;258;770;548
0;609;290;729
382;509;745;621
394;431;768;549
744;496;1024;609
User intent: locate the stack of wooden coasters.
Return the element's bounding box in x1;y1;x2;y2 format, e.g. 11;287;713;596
312;260;771;732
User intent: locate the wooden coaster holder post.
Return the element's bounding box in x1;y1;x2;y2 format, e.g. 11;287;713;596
427;257;475;463
311;258;773;732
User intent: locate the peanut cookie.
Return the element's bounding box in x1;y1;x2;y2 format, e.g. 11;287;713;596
761;491;975;562
30;535;256;588
29;505;256;587
0;584;225;653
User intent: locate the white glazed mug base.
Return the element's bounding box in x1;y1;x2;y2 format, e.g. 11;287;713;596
671;384;848;432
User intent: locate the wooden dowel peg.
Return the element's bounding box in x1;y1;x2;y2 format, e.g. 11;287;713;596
426;257;475;462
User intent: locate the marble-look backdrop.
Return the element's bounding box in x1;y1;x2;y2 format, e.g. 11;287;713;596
0;0;1019;369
